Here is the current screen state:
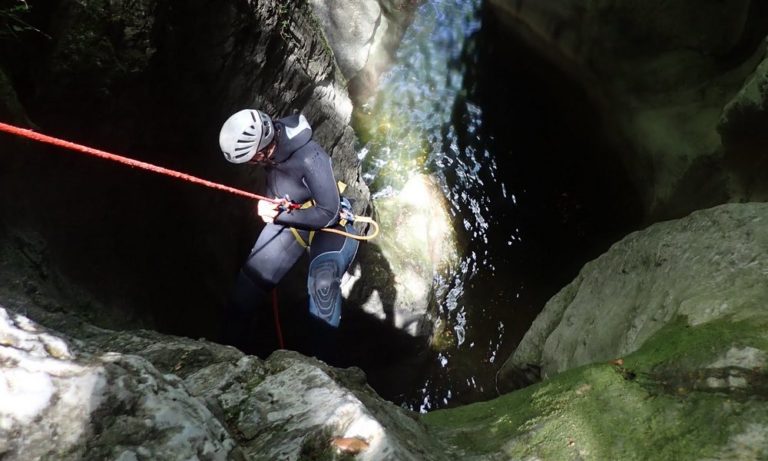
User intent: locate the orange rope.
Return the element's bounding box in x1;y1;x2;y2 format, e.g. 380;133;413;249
0;121;281;204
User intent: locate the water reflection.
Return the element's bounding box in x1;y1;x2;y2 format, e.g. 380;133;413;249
357;0;641;411
357;0;509;411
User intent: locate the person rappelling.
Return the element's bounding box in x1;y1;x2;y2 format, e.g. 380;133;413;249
0;111;377;360
217;109;361;359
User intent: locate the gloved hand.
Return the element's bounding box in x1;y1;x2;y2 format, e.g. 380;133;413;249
257;199;280;223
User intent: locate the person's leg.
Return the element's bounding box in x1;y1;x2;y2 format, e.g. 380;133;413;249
220;270;269;353
307;224;359;362
221;224;305;355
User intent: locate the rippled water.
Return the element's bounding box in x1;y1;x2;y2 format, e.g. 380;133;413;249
358;0;640;411
357;0;515;410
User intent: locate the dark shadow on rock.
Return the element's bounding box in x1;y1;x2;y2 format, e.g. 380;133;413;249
345;242;398;328
495;363;542;395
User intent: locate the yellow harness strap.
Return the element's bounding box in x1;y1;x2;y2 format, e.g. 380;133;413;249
290;227;315;249
289;181;365;248
289;198;317;248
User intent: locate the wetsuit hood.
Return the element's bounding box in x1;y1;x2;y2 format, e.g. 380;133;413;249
272;114;313;163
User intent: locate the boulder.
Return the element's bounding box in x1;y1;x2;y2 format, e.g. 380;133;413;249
195;350;449;460
498;202;768;388
0;307;239;460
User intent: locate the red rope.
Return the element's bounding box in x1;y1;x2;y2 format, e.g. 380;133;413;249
271;289;286;349
0;121;282;204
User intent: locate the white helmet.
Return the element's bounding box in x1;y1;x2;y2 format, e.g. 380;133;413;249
219;109;275;164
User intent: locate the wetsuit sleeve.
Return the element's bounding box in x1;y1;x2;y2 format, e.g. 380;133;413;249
274;147;340;230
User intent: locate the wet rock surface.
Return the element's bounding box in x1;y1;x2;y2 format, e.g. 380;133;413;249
308;0;417;103
344;174;458;338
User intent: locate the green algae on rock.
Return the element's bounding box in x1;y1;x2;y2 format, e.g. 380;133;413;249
424;315;768;460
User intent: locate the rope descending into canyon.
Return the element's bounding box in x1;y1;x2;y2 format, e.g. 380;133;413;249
0;121;378;240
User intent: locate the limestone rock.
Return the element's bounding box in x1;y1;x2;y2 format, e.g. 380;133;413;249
0;307;238;460
498;202;768;388
222;351;448;460
309;0;383;78
0;303;451;460
308;0;417;103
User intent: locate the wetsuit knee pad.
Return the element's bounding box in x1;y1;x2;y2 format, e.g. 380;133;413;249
307;228;359;327
307;251;345;327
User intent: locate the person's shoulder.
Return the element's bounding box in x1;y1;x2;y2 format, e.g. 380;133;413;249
295;139;330;162
277;113;312;140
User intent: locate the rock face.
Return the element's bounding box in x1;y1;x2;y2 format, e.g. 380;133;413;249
487;0;768;220
308;0;417;103
0;303;451;460
498;202;768;388
0;307;238;460
719;51;768;199
0;67;29;126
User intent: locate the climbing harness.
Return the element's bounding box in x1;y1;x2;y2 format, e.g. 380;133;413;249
286;185;380;250
0;121;378;240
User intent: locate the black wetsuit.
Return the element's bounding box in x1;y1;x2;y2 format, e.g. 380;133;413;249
223;113;358;356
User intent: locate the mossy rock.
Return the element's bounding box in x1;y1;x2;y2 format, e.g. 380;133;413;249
424;315;768;460
500;202;768;387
